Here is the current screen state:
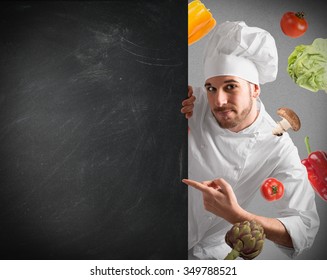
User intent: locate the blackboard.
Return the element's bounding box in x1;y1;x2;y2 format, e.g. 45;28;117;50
0;1;187;259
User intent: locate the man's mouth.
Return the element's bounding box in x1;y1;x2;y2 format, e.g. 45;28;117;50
214;109;235;118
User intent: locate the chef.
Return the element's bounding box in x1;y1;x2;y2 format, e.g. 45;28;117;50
182;21;320;259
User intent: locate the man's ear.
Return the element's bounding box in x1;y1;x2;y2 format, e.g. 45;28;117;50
252;84;260;98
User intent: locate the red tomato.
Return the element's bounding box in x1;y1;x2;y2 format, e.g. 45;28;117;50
280;11;308;38
260;178;285;201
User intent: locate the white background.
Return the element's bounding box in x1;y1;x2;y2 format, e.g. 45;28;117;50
0;260;326;279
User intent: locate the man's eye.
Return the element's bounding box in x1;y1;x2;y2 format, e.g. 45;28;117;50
206;86;215;92
226;84;237;90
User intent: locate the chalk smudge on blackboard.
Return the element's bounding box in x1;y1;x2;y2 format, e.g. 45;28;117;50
120;37;182;67
124;196;143;214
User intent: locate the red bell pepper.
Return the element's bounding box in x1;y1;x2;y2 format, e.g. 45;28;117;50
301;136;327;201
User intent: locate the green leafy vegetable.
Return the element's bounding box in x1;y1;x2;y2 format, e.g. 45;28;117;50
287;38;327;93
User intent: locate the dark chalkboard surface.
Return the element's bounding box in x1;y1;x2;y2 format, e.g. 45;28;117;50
0;1;187;259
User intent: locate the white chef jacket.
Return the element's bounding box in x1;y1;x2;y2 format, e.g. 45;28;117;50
188;87;320;260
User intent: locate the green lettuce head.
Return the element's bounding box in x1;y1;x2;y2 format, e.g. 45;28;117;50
287;38;327;93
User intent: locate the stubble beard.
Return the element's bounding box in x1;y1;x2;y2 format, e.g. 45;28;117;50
212;93;253;130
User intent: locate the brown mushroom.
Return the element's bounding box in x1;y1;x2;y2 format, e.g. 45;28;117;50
272;107;301;136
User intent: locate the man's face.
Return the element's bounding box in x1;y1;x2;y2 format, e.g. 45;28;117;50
205;76;260;132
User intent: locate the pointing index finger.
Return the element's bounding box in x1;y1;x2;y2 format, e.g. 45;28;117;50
182;179;210;193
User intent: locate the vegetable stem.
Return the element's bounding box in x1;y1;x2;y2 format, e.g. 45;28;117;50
305;136;311;155
224;249;240;260
295;12;305;19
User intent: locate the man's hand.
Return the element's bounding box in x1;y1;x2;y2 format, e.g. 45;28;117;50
182;178;244;224
183;178;294;248
181;86;196;119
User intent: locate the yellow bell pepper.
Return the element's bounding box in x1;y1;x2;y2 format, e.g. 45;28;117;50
188;0;216;46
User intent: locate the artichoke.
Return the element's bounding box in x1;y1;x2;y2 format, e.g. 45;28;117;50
224;220;265;260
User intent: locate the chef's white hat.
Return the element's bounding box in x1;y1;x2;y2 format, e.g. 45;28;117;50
203;21;278;85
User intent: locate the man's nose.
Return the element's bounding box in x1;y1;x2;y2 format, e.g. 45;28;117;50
214;90;228;107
